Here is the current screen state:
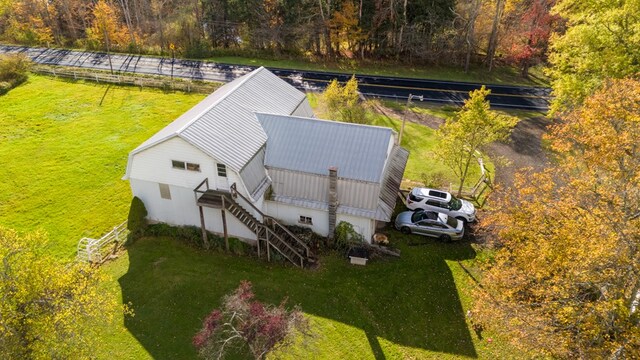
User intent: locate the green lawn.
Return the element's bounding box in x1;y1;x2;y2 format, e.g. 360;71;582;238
0;75;206;258
0;75;517;359
97;235;519;359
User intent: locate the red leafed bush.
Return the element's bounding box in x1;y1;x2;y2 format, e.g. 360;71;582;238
193;281;310;360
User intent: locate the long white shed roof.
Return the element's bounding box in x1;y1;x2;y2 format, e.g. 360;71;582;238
124;67;306;179
256;113;394;183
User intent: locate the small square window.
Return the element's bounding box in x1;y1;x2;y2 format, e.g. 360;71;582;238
159;183;171;200
172;160;185;170
186;162;200;172
299;216;313;225
217;163;227;177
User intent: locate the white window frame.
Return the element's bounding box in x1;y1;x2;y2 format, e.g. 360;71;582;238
159;183;171;200
217;163;227;177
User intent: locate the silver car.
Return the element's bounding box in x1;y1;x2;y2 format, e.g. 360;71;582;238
394;210;465;242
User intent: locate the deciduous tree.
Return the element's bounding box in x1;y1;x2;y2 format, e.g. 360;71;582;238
474;78;640;358
323;75;367;124
547;0;640;112
86;0;131;50
435;86;517;196
0;227;127;359
193;281;310;360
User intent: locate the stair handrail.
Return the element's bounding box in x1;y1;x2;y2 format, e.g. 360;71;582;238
230;183;310;257
221;193;304;262
194;178;209;194
263;226;304;268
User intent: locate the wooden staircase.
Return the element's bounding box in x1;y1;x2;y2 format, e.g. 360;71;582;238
194;180;315;268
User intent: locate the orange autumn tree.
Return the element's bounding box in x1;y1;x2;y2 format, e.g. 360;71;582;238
85;0;131;50
474;78;640;358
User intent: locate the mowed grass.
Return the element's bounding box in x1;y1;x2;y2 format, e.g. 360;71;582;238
0;75;206;258
97;236;519;359
0;75;517;359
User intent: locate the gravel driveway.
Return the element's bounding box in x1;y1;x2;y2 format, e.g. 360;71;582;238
485;116;551;188
375;102;552;189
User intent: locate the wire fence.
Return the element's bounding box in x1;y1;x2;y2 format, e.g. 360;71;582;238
32;65;219;94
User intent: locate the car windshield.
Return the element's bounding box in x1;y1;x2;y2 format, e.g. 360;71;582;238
411;211;424;223
448;196;463;211
446;216;458;228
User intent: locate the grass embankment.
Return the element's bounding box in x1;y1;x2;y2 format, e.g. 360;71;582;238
0;75;205;258
209;54;549;87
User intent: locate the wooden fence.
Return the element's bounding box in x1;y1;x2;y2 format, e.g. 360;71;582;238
33;66;218;94
77;221;129;264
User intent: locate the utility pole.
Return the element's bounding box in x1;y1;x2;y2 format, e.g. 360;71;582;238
102;20;114;75
169;43;175;80
398;93;423;145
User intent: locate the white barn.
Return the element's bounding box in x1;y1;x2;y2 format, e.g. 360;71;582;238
124;67;408;267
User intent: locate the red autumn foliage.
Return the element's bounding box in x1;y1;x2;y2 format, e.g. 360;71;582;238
193;281;310;360
505;0;562;76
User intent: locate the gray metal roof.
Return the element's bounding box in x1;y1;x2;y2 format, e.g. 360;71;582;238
256;113;394;183
124;67;307;178
376;146;410;221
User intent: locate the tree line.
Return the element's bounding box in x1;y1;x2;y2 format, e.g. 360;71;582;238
0;0;558;75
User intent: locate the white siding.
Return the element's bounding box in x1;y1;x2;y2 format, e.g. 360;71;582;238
269;168;379;210
270;169;329;202
264;201;330;236
337;214;375;243
239;148;268;196
264;200;375;242
129;137;251;194
130;179;257;241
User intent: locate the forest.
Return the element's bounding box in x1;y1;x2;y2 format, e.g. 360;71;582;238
0;0;558;75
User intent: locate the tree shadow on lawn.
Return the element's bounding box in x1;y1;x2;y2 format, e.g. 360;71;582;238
119;234;477;359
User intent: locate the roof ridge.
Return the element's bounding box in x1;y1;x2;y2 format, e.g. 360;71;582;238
254;112;395;133
175;67;268;134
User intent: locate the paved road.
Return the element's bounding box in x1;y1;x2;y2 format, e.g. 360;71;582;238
0;45;551;110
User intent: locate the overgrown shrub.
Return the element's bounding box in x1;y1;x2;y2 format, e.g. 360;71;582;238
0;53;31;95
286;225;327;252
228;237;251;255
194;281;310;360
421;171;449;189
145;223;211;248
127;196;148;242
143;223;253;255
334;221;365;252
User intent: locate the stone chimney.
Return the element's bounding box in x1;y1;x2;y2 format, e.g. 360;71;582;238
328;166;338;242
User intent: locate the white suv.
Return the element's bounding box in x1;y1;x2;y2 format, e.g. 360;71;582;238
406;187;476;223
